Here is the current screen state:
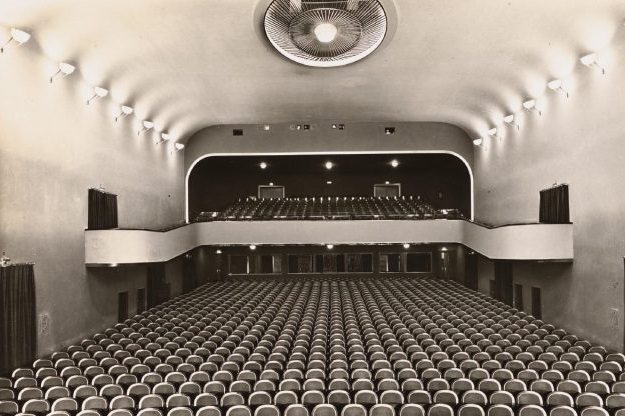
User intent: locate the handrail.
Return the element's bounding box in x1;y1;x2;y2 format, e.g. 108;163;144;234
90;217;572;234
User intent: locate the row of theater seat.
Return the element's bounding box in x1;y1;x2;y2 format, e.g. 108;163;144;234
196;197;462;222
1;276;624;416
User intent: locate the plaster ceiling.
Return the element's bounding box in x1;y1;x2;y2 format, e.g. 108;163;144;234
1;0;624;142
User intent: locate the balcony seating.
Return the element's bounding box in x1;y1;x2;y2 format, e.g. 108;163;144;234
196;197;462;222
0;276;621;416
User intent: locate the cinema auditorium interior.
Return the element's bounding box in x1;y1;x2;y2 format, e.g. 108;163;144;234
1;1;625;416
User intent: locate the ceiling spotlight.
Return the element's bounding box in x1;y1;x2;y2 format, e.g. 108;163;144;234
114;105;134;122
314;23;338;43
138;120;154;135
174;143;185;151
269;182;274;186
1;28;31;53
249;245;257;250
325;161;333;170
160;132;171;142
523;99;542;116
547;79;569;98
472;138;483;146
580;53;605;74
86;86;108;105
263;124;270;131
49;62;75;83
215;249;222;254
403;243;410;249
488;127;498;137
390;159;399;168
503;114;520;130
326;244;334;250
259;162;268;169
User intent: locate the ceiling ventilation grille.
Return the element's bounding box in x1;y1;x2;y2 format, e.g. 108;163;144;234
264;0;387;67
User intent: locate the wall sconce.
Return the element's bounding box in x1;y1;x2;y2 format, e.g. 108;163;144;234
503;114;520;130
523;99;542;116
547;79;569;98
86;86;108;105
138;120;154;135
114;105;134;122
1;28;31;54
49;62;75;83
580;53;605;74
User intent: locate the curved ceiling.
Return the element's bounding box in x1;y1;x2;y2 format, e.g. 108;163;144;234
0;0;624;143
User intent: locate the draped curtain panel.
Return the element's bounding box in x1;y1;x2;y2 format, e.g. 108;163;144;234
0;264;37;376
88;188;118;230
539;184;570;224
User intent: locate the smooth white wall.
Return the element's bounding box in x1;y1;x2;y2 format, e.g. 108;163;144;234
0;42;185;354
474;46;625;350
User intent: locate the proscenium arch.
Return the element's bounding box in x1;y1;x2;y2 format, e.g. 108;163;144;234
185;151;475;222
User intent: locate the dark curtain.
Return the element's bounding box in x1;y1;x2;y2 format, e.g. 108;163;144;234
0;264;37;376
88;188;118;230
494;261;513;306
539;184;570;224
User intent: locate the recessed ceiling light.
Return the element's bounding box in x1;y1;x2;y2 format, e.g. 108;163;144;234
259;162;268;169
314;23;338;43
325;161;333;170
390;159;399;168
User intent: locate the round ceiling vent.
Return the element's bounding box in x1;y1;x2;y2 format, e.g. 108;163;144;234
264;0;387;67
